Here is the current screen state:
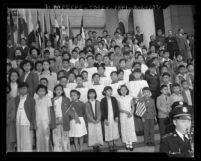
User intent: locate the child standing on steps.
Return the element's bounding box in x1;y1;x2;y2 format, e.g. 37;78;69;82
85;89;103;152
50;84;72;152
117;85;137;151
35;84;52;152
69;90;87;151
100;86;120;152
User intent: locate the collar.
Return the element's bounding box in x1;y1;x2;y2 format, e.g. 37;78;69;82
175;129;188;140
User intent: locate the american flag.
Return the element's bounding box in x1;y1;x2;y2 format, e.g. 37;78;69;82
135;88;147;117
135;99;146;117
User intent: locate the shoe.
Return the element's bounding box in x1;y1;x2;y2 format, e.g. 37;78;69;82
96;146;101;152
129;147;134;151
125;146;129;151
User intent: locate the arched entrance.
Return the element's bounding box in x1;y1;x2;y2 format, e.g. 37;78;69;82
119;22;125;35
128;10;134;34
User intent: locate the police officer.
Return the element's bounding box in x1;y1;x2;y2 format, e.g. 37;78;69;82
160;102;193;157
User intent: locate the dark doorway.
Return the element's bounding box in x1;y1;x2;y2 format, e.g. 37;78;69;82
119;22;125;35
153;9;165;35
128;10;134;34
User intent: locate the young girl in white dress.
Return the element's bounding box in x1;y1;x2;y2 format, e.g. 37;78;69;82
117;84;137;151
85;89;103;152
35;84;52;151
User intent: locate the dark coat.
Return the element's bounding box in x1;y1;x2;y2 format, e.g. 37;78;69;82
20;71;39;97
100;96;119;121
15;95;36;130
160;130;192;157
49;97;71;131
19;46;29;59
7;95;16;144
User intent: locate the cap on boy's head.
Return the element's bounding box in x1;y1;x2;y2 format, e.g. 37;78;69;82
170;104;192;120
18;82;29;89
142;87;151;92
172;83;180;88
162;72;171;77
102;86;112;96
133;68;141;73
160;84;168;91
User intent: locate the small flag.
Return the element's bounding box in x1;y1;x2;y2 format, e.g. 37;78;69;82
135;99;146;117
66;15;73;39
27;9;36;48
43;11;49;47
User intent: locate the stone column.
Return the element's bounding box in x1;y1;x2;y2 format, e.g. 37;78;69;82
133;9;156;48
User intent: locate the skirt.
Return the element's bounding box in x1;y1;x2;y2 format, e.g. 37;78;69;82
87;122;104;147
69;117;87;138
104;119;119;142
120;113;137;143
16;125;33;152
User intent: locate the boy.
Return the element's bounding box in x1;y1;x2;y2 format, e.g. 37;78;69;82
175;65;187;87
109;71;120;98
172;54;187;75
161;72;173;96
97;41;108;56
157;85;172;137
70;49;79;66
34;78;53;99
140;87;157;146
61;59;71;77
162;50;173;66
103;55;117;78
181;80;193;107
66;72;77;91
81;55;97;81
75;75;89;103
170;83;184;106
59;76;68;89
117;69;126;85
94;53;104;68
145;63;160;101
15;82;36;152
49;58;58;73
81;70;92;88
91;73;105;101
118;58;131;83
97;64;111;86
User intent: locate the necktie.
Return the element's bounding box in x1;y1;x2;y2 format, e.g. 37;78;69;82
183;134;189;144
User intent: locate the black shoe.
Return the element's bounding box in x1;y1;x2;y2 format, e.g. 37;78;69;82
125;146;129;151
129;147;134;151
96;146;101;152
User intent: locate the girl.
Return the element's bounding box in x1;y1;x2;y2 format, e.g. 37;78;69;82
100;86;120;152
69;90;87;151
7;83;16;152
19;59;39;97
117;85;137;151
9;69;20;98
39;60;57;92
15;82;36;152
35;85;52;151
50;84;72;152
85;89;103;152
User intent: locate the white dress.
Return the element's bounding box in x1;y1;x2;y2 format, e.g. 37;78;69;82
118;95;137;143
104;97;120;141
35;96;52;152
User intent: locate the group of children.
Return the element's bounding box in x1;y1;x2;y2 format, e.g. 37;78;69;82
7;27;194;152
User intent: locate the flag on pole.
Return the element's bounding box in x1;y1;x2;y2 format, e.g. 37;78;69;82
54;11;61;48
43;11;49;48
49;11;55;48
17;9;28;41
36;10;42;49
8;10;15;45
27;9;36;48
80;15;85;40
66;15;73;39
